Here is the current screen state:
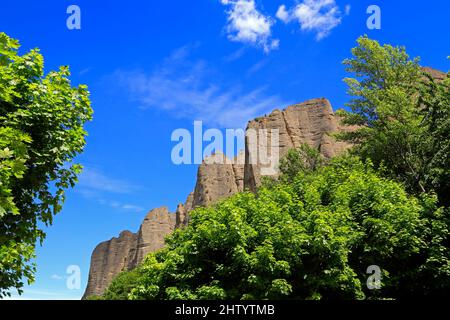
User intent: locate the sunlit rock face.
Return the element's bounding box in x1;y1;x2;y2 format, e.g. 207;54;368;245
244;98;355;191
82;98;357;298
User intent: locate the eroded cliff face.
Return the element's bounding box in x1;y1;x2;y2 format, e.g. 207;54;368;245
126;207;177;269
83;230;137;298
83;98;352;298
192;152;245;208
244;98;354;191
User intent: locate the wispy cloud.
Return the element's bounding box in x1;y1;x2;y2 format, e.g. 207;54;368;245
276;5;290;23
246;59;269;76
221;0;279;53
76;167;144;213
344;4;351;15
78;67;91;76
51;274;64;280
98;198;144;213
121;204;145;212
113;46;288;128
77;188;145;213
78;167;139;194
224;47;247;62
277;0;347;40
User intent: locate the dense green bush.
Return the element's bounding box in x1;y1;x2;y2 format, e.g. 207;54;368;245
100;36;449;300
125;156;447;300
103;268;143;300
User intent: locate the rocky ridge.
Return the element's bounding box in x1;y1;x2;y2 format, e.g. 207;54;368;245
82;98;353;298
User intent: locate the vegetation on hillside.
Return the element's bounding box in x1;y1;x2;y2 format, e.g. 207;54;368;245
123;155;445;299
101;36;449;300
1;31;447;299
338;36;450;207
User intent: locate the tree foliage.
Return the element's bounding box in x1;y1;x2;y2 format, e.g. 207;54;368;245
338;35;450;206
101;36;450;300
278;143;324;183
0;33;92;296
418;71;450;206
103;268;143;300
126;155;447;300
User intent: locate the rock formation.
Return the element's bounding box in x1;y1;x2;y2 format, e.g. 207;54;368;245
192;152;245;208
82;155;243;298
83;67;448;298
126;207;177;269
83;230;137;298
244;98;354;191
83;98;353;298
423;67;446;81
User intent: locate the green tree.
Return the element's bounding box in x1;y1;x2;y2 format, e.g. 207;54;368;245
278;143;324;183
336;37;450;296
0;33;92;296
103;269;143;300
127;155;446;300
338;35;450;206
417;70;450;206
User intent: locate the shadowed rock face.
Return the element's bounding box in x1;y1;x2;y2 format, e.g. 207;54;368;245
82;231;137;299
82;207;178;298
82;195;195;298
82;98;353;298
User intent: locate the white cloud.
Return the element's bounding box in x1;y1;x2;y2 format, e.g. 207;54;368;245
246;59;269;76
277;0;346;40
276;5;290;23
78;67;91;76
221;0;279;53
224;47;247;62
78;167;139;194
51;274;63;280
114;46;288;128
98;199;144;213
76;168;144;213
78;189;145;213
345;4;351;15
121;204;145;212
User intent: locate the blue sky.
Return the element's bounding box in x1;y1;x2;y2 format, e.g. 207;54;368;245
0;0;449;299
